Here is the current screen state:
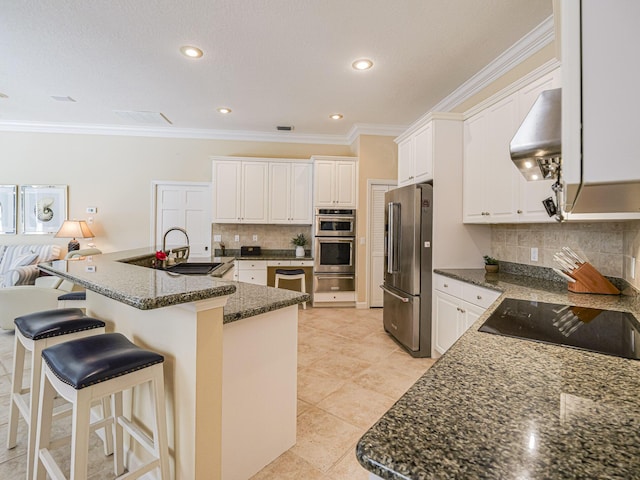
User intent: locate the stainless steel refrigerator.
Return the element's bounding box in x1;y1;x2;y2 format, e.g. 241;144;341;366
381;183;432;357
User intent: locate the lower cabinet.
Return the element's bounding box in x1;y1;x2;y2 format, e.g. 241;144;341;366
237;260;268;285
433;274;500;355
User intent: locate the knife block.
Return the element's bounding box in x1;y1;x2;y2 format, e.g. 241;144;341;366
567;262;620;295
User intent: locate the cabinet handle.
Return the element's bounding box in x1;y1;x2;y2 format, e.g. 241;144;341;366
460;309;465;314
477;295;482;300
517;210;523;214
443;284;448;288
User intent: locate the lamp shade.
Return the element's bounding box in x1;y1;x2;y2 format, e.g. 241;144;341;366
55;220;94;251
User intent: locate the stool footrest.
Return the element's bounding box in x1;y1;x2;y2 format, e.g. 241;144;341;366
39;448;66;480
117;458;160;480
119;416;155;456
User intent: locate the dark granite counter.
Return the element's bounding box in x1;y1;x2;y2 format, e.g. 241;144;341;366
38;248;309;320
357;268;640;479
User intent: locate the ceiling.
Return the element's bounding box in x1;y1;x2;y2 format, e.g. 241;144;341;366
0;0;553;141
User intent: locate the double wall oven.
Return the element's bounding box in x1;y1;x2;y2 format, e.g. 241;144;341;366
313;209;356;302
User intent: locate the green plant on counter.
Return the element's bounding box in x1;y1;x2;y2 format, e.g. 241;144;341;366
291;233;308;247
483;255;498;265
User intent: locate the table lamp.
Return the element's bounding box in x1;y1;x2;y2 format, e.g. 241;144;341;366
55;220;94;252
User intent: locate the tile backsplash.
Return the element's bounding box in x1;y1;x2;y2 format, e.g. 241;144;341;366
212;224;313;252
491;221;640;289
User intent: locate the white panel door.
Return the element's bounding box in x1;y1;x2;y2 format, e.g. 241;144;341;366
397;138;414;186
155;183;212;258
434;291;461;355
463;113;487;223
290;163;312;224
314;161;335;206
369;183;393;307
413;123;433;182
335;161;356;207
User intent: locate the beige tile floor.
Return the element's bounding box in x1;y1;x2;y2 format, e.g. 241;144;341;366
0;306;436;479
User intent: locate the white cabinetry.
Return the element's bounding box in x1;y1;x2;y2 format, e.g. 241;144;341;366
268;162;313;224
463;68;560;224
237;260;267;285
212;159;268;223
433;274;500;355
397;122;433;186
312;156;357;208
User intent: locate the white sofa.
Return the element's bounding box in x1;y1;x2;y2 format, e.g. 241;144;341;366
0;244;62;288
0;244;64;331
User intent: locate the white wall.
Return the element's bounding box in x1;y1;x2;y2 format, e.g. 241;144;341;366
1;132;351;253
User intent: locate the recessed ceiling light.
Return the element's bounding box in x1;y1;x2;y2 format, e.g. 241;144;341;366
329;114;343;120
180;46;204;58
352;58;373;70
217;107;232;114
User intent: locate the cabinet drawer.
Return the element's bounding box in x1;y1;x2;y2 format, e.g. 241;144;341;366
434;274;464;297
238;260;267;270
267;260;291;267
290;260;313;267
314;291;355;303
462;283;500;309
238;270;267;285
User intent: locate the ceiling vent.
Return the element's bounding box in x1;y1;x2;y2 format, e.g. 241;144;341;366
113;110;172;125
276;125;294;131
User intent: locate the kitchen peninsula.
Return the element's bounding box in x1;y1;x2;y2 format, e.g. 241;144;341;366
357;269;640;479
39;248;309;480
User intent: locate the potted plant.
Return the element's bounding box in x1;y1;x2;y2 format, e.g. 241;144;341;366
483;255;499;273
291;233;307;258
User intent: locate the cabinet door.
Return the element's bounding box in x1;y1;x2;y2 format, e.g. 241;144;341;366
335;161;356;207
314;161;335;206
397;138;414;187
434;291;461;355
290;163;313;224
269;163;291;223
460;301;485;334
413;123;433;183
517;71;559;222
213;161;241;223
238;269;267;285
463;113;487;223
483;94;519;223
241;162;268;223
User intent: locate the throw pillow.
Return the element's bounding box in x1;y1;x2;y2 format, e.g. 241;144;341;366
10;253;40;270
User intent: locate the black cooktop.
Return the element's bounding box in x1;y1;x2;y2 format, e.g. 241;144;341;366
479;298;640;360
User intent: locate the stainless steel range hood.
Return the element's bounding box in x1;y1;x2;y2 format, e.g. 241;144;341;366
510;88;562;182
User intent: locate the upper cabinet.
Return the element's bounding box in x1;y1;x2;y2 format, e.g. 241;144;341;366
397;122;433;186
269;162;313;224
463;68;561;224
212;157;313;224
312;156;358;208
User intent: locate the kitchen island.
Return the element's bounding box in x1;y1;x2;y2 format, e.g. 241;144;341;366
39;248;309;480
357;268;640;479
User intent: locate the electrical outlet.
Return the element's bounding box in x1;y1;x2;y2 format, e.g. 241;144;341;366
214;235;221;242
253;234;258;241
87;217;94;224
530;247;538;262
234;235;239;242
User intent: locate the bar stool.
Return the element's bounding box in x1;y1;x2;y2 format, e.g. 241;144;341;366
7;308;108;480
57;291;87;310
34;332;170;480
275;268;307;309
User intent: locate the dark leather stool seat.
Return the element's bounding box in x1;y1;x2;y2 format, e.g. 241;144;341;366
57;291;87;301
275;268;305;275
14;308;101;340
42;333;165;390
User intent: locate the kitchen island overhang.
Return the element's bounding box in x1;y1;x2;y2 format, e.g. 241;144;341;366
38;248;308;480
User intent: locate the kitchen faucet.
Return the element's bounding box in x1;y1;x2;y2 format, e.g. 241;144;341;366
162;227;190;261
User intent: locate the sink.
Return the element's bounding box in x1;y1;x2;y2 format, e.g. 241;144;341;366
163;262;222;275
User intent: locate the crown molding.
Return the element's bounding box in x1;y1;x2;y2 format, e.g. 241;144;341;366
0;120;354;145
346;123;408;145
395;112;464;143
431;15;555;113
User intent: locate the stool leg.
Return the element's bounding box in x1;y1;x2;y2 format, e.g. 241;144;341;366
151;366;170;479
7;333;25;450
70;389;92;480
26;342;45;480
300;276;307;310
275;275;280;288
112;391;125;476
100;396;114;456
34;368;56;480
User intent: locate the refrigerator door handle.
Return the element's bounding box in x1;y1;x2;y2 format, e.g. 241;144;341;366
380;285;409;303
387;202;400;274
387;202;394;274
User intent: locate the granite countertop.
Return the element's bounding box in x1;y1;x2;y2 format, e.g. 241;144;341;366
38;248;309;320
356;268;640;479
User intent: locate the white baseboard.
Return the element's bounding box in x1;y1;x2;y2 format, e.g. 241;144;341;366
356;301;369;309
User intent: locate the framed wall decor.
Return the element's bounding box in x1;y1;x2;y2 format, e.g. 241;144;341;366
20;185;68;234
0;185;17;235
